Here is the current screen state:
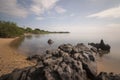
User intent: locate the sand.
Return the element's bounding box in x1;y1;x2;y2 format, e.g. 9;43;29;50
0;38;34;76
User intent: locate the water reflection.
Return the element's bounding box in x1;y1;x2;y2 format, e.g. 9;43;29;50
12;33;120;73
34;34;41;38
10;36;25;49
25;35;32;39
26;34;43;39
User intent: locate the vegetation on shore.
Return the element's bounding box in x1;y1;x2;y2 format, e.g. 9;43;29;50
0;20;69;38
0;21;24;38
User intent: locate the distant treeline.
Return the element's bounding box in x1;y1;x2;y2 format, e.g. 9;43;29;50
0;21;69;38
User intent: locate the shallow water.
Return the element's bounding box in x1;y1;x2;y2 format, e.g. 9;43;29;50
15;32;120;73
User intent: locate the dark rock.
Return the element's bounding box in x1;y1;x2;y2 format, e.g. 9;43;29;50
58;44;73;53
81;52;97;80
88;39;111;52
99;40;111;51
48;39;54;45
0;74;10;80
90;47;98;53
96;72;120;80
1;43;118;80
72;43;90;54
26;54;42;62
89;54;95;61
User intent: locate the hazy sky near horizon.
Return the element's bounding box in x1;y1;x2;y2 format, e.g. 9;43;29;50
0;0;120;32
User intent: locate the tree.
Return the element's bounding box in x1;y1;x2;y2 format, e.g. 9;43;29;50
0;21;24;38
32;28;41;34
25;27;33;33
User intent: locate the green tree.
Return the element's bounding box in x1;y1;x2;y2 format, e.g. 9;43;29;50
0;21;24;38
33;28;41;34
25;27;33;33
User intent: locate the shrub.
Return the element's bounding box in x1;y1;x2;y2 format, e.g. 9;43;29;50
0;21;24;38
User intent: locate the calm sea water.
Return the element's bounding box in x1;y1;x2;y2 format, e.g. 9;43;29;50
14;32;120;73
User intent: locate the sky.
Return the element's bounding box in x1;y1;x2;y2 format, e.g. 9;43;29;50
0;0;120;33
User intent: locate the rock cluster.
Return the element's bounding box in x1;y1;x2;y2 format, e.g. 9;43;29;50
0;43;119;80
88;39;111;51
96;72;120;80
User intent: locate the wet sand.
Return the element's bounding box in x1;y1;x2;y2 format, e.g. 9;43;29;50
97;57;120;74
0;38;34;76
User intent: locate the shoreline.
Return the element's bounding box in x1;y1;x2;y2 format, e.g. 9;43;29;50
0;38;35;76
0;37;119;77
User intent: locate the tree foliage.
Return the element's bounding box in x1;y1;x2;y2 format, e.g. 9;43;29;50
25;27;33;33
0;20;69;38
32;28;41;34
0;21;24;38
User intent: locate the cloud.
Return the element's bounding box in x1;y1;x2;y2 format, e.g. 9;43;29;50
30;0;58;15
0;0;28;18
55;6;66;14
70;14;75;17
87;5;120;18
0;0;65;18
36;17;44;20
106;23;120;27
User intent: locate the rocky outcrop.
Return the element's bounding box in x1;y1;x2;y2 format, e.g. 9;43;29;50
96;72;120;80
0;43;97;80
88;39;111;52
0;43;119;80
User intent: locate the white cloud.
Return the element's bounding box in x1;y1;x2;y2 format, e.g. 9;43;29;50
30;0;58;15
0;0;28;18
70;14;75;17
106;23;120;28
0;0;66;18
36;17;44;20
55;6;66;14
87;5;120;18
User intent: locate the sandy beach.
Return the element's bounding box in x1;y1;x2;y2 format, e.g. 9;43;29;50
0;38;34;76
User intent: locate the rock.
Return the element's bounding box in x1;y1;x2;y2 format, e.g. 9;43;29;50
96;72;120;80
58;44;73;53
48;39;54;45
26;54;42;62
88;39;111;52
46;49;61;58
90;47;98;53
72;43;90;53
81;52;97;80
1;43;118;80
89;54;95;61
99;40;111;51
88;43;99;50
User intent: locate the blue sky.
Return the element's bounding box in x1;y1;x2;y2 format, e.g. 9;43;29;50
0;0;120;32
